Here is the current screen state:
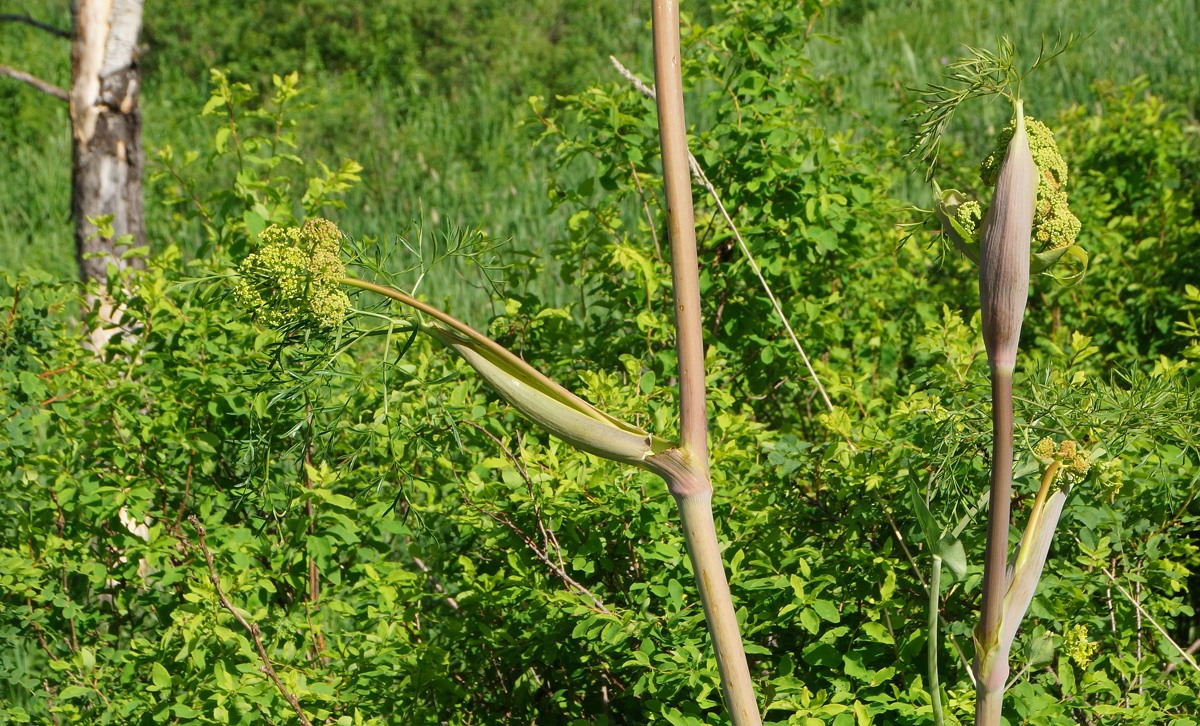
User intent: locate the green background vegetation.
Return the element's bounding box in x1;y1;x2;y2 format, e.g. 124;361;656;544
2;1;1199;724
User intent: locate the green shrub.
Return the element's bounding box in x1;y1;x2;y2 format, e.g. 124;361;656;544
2;5;1198;726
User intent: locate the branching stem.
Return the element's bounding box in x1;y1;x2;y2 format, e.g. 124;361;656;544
651;2;761;724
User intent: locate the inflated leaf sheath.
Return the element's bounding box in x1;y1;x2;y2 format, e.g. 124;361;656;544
426;325;672;469
340;277;675;470
999;485;1072;652
978;100;1037;372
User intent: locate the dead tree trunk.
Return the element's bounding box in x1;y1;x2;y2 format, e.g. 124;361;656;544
69;0;146;285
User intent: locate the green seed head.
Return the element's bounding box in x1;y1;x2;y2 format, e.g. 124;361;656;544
1033;436;1057;461
1033;436;1091;480
234;219;351;329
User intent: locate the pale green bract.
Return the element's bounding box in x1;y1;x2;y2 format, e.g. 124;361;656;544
234;219;351;329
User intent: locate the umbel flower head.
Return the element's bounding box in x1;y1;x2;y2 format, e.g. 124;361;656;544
934;106;1085;279
979;117;1080;251
1063;624;1098;668
1033;436;1091;480
234;219;351;329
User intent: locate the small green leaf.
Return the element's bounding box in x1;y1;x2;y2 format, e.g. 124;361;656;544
937;536;967;581
1025;630;1055;668
243;209;267;239
151;662;171;690
812;599;840;623
908;481;941;546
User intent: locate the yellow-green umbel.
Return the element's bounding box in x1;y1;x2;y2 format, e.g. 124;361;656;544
980;116;1080;251
234;219;351;329
949;115;1081;255
935;113;1083;281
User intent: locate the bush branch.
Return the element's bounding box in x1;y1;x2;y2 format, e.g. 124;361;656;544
188;517;314;726
0;64;68;101
1101;566;1200;675
0;13;70;38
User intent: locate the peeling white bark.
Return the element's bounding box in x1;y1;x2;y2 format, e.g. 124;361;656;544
69;0;112;147
70;0;145;288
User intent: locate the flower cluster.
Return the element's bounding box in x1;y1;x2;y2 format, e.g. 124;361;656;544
233;219;351;329
1033;436;1091;480
1063;624;1098;668
957;116;1081;252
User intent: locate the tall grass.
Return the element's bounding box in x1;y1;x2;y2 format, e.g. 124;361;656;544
809;0;1200;201
3;0;1196;317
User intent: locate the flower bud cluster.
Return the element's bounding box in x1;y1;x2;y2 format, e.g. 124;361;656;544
1096;458;1125;501
1063;623;1098;668
1033;436;1091;480
234;219;351;329
961;117;1081;252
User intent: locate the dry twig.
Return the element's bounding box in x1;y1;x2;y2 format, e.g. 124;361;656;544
454;429;611;614
609;55;835;413
0;64;68;101
1101;566;1200;675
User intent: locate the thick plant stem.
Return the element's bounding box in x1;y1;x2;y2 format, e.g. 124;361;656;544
975;367;1014;726
652;0;707;463
929;554;944;726
650;2;762;724
675;491;761;726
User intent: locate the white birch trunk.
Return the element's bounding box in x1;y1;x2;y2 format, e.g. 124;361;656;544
70;0;146;285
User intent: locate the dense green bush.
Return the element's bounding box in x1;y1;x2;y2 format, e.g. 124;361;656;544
2;2;1198;725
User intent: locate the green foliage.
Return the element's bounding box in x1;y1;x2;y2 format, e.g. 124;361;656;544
2;2;1200;725
154;69;363;260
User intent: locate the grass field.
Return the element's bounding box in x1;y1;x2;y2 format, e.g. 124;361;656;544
809;0;1200;187
3;0;1197;320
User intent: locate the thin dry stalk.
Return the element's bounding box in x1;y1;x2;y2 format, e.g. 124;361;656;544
629;160;663;261
610;54;835;414
1101;567;1200;675
187;517;314;726
458;487;611;614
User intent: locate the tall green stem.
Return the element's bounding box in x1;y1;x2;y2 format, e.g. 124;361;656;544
651;1;761;723
975;367;1014;725
928;554;944;726
676;490;761;725
652;0;707;463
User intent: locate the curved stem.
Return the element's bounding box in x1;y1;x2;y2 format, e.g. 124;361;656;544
675;491;761;726
340;276;629;432
651;2;761;724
